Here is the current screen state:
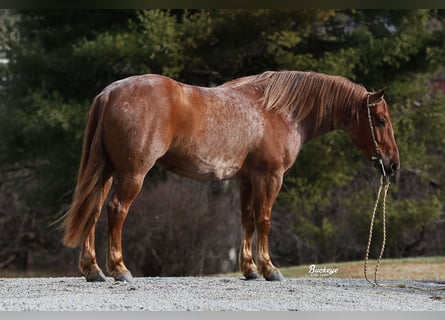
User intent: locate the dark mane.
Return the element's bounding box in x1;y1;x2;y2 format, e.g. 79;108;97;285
223;71;367;128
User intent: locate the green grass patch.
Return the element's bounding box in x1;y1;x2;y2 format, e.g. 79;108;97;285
214;256;445;280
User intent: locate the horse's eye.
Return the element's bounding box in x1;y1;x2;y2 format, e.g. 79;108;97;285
376;118;386;127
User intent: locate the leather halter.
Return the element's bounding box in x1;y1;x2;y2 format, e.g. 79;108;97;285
366;93;386;177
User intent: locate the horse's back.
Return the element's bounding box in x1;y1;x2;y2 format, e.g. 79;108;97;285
156;80;267;180
99;74;267;180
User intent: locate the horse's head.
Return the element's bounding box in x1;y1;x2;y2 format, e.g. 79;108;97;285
346;88;400;177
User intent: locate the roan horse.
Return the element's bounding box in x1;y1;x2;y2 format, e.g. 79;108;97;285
62;71;400;282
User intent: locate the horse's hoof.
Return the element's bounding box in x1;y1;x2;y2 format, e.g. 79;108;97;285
243;271;261;280
86;271;107;282
115;272;134;283
265;270;285;281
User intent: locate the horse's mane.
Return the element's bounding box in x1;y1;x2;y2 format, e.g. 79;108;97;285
223;71;367;129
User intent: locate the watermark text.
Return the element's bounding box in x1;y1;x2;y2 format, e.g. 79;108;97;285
308;264;339;277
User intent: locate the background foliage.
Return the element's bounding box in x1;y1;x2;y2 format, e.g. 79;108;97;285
0;9;444;276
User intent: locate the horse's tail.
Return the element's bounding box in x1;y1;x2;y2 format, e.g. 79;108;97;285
61;92;111;248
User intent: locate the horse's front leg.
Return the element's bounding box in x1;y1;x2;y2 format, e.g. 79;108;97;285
239;181;260;280
252;172;285;281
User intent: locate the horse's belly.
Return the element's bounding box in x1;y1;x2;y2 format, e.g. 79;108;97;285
196;157;241;180
157;150;243;180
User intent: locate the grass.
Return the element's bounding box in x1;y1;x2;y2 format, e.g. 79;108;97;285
216;256;445;281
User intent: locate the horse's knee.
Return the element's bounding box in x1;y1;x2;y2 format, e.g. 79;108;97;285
107;196;120;215
255;218;271;235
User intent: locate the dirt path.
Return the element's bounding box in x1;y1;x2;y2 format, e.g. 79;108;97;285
1;277;444;311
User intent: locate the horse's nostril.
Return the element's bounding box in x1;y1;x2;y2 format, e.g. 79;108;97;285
390;161;399;172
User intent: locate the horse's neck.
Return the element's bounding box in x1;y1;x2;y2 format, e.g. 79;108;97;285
297;107;339;144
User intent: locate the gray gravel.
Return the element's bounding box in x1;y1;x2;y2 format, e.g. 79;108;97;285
1;277;444;311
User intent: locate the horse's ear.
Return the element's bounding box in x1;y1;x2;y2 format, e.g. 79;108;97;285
368;87;386;104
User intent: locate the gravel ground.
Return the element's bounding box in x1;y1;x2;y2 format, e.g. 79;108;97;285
1;277;444;311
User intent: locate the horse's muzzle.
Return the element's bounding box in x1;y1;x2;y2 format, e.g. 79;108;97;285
372;158;399;177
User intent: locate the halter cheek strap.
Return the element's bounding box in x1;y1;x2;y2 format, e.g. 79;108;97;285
366;93;386;177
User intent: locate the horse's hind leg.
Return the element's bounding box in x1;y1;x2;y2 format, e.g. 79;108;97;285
106;172;146;282
239;181;260;280
79;176;113;282
80;225;105;282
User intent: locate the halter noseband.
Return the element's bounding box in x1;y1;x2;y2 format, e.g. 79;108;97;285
366;93;386;177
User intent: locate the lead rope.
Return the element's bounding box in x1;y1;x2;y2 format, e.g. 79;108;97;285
364;175;390;287
364;176;445;291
